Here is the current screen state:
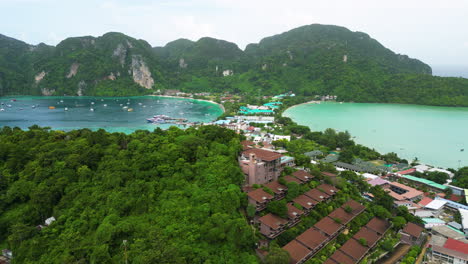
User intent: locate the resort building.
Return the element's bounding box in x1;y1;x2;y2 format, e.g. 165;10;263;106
258;213;288;238
429;236;468;264
293;195;318;214
400;222;425;245
239;148;283;185
384;182;423;202
264;181;287;200
291;170;314;183
247;188;274;211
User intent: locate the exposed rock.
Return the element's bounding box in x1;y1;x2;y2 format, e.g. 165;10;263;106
117;72;121;77
262;64;267;70
107;72;116;80
215;65;218;72
66;63;80;78
113;43;127;66
179;58;188;68
126;40;133;48
131;55;154;89
77;80;86;96
41;88;55;96
222;69;233;76
35;71;46;84
343;55;348;63
287;50;293;60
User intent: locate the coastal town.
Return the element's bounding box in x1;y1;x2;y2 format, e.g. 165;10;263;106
196;91;468;264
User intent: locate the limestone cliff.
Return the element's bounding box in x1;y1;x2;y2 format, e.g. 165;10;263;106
131;55;154;89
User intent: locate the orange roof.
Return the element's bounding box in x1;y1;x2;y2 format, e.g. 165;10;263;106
388;182;423;200
418;197;434;206
247;188;274;203
243;148;283;161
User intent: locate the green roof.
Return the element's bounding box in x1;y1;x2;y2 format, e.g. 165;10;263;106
401;175;448;190
422;218;445;224
447;225;465;235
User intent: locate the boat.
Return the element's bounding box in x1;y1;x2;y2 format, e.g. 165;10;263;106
103;104;107;107
128;108;134;112
91;102;95;105
48;106;56;109
64;107;68;111
123;106;128;109
60;99;64;103
0;108;4;111
90;108;94;112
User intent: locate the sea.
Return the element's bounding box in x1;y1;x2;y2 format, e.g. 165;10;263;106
0;96;223;134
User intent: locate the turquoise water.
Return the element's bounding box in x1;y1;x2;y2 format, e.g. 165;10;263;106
0;96;223;134
283;102;468;169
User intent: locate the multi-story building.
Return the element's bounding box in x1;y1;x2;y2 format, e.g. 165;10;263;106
239;148;283;185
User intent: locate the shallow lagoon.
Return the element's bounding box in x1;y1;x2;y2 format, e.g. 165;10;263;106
284;102;468;168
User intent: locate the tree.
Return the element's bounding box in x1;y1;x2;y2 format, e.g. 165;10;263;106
246;204;256;218
391;216;407;230
267;200;288;218
286;182;302;201
265;245;290;264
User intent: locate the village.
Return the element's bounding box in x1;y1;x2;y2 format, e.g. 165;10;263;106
201;92;468;264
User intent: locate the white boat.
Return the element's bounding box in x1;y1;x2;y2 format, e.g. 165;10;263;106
103;104;107;107
91;102;95;105
123;106;128;109
60;100;64;103
65;107;68;111
0;108;4;111
90;108;94;112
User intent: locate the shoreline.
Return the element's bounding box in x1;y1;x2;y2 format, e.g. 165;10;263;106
148;95;225;113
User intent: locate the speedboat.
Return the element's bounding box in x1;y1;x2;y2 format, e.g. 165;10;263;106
103;104;107;107
0;108;4;111
90;108;94;112
65;107;68;111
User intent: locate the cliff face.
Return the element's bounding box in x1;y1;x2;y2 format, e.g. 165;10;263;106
0;24;440;99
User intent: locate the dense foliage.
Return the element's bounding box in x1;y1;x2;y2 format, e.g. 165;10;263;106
0;125;258;263
2;25;468;106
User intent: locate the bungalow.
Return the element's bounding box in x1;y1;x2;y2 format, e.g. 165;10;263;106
293;195;318;214
283;240;312;264
400;222;425;245
292;170;314;183
341;200;366;216
295;227;328;253
287;203;304;226
365;217;391;236
324;249;355;264
284;175;303;185
304;188;330;203
339;238;369;263
264;181;287;200
247;189;274;211
317;184;338;197
353;227;381;248
259;213;289;239
328;207;355;225
314;217;344;238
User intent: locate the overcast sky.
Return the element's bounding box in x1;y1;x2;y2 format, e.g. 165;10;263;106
1;0;468;68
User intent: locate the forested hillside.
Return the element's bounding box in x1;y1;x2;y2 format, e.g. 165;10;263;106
0;126;257;263
1;24;468;106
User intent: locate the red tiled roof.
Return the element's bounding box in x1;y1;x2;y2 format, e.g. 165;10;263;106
398;168;416;175
317;183;339;196
447;194;463;202
243;148;283;161
305;188;330;202
287;203;304;219
329;207;355;225
292;170;313;182
241;140;254;147
314;217;343;236
283;240;311;264
342;200;366;215
366;217;391;235
247;188;274;203
284;175;303;184
340;238;369;260
443;238;468;255
259;213;288;229
353;227;381;247
418;197;434;206
293;195;318;209
322;171;337;177
402;222;424;239
327;250;355;264
264;181;287;194
388;182;423;200
295;228;328;250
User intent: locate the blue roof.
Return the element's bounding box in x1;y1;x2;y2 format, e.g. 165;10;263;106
281;156;295;163
214;120;230;125
422;218;445;224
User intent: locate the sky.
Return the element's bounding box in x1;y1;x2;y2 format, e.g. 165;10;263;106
1;0;468;68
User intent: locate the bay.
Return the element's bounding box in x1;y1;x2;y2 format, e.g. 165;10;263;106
0;96;223;134
283;102;468;169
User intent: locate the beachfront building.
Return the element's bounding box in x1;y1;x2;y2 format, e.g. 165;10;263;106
239;148;283;185
384;181;423;203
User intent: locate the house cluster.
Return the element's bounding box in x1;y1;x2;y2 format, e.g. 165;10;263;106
324;217;391;264
283;200;367;264
427;219;468;264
